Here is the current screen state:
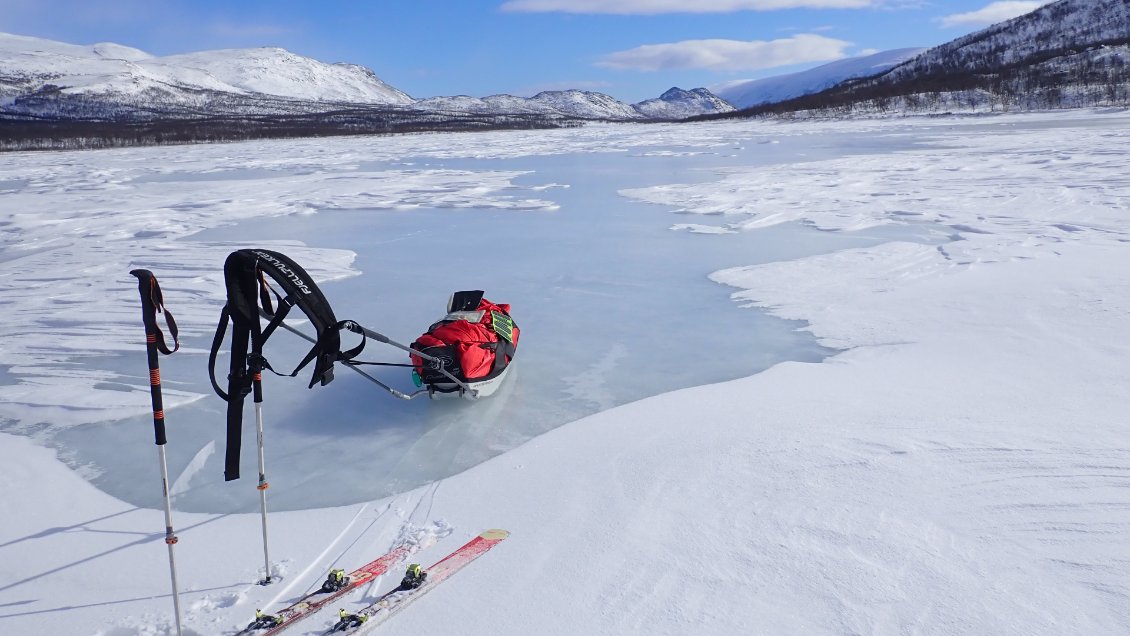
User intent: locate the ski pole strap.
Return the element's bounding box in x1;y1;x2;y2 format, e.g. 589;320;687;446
130;269;179;446
130;269;180;355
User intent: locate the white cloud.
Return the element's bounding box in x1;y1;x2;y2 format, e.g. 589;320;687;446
938;1;1048;28
596;34;853;72
501;0;876;15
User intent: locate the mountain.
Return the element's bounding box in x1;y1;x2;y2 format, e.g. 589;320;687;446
531;89;646;119
710;48;926;109
705;0;1130;117
151;49;414;105
882;0;1129;83
415;87;733;121
632;87;735;119
0;32;730;127
414;90;646;120
0;32;413;108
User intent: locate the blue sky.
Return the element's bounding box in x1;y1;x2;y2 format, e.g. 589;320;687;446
1;0;1053;102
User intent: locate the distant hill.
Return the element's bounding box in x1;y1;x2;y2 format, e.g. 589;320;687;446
710;48;926;109
701;0;1130;118
0;32;414;109
633;87;735;119
0;32;730;128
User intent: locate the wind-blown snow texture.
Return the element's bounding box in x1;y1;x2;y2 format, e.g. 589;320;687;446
1;110;1129;635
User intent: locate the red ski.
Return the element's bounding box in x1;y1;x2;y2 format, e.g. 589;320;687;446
328;529;510;634
236;543;413;635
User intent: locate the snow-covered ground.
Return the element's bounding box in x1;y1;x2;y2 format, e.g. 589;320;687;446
1;110;1129;635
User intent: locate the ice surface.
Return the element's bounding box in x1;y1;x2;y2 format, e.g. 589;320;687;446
3;110;1130;635
38;139;945;513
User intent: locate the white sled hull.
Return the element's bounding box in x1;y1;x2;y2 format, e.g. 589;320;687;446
429;363;512;400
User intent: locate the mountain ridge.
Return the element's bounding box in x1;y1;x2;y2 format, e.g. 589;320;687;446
698;0;1130;120
711;48;927;109
0;32;733;122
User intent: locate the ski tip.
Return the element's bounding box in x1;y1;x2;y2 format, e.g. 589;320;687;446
479;529;510;540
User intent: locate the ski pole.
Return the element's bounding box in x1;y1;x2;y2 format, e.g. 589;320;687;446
249;359;273;585
130;269;184;636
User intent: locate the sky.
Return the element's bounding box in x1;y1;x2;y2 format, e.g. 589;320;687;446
1;0;1055;103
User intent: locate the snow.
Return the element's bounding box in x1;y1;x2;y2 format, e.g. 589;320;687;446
152;49;413;104
0;31;412;105
2;110;1130;635
0;31;152;65
710;48;926;109
882;0;1130;84
632;87;736;119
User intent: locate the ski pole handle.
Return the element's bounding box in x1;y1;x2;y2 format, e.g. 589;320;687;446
131;269;180;446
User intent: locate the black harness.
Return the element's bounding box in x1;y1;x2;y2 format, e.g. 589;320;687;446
208;249;363;481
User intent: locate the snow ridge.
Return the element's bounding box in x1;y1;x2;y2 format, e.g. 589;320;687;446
711;48;926;109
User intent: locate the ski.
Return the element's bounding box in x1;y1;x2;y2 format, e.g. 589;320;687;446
326;529;510;634
235;543;413;635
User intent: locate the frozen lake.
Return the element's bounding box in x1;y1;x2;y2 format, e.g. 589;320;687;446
34;128;949;513
6;106;1130;636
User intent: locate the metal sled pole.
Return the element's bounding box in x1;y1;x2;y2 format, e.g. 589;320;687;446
257;310;478;399
130;270;184;636
340;320;480;396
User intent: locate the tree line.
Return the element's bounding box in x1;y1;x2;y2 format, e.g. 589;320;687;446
694;40;1130;121
0;108;581;152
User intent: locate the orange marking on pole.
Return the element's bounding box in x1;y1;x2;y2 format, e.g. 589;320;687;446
257;482;270;491
150;369;161;384
146;334;157;342
154;410;164;420
254;373;262;381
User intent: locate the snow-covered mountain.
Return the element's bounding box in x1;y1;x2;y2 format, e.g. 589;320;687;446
710;48;926;109
713;0;1130;116
882;0;1130;83
415;87;733;121
633;87;735;119
414;89;647;120
530;89;646;119
152;49;414;105
0;32;730;124
0;32;413;107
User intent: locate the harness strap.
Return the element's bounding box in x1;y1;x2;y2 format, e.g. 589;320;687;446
209;249;347;481
207;305;233;401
